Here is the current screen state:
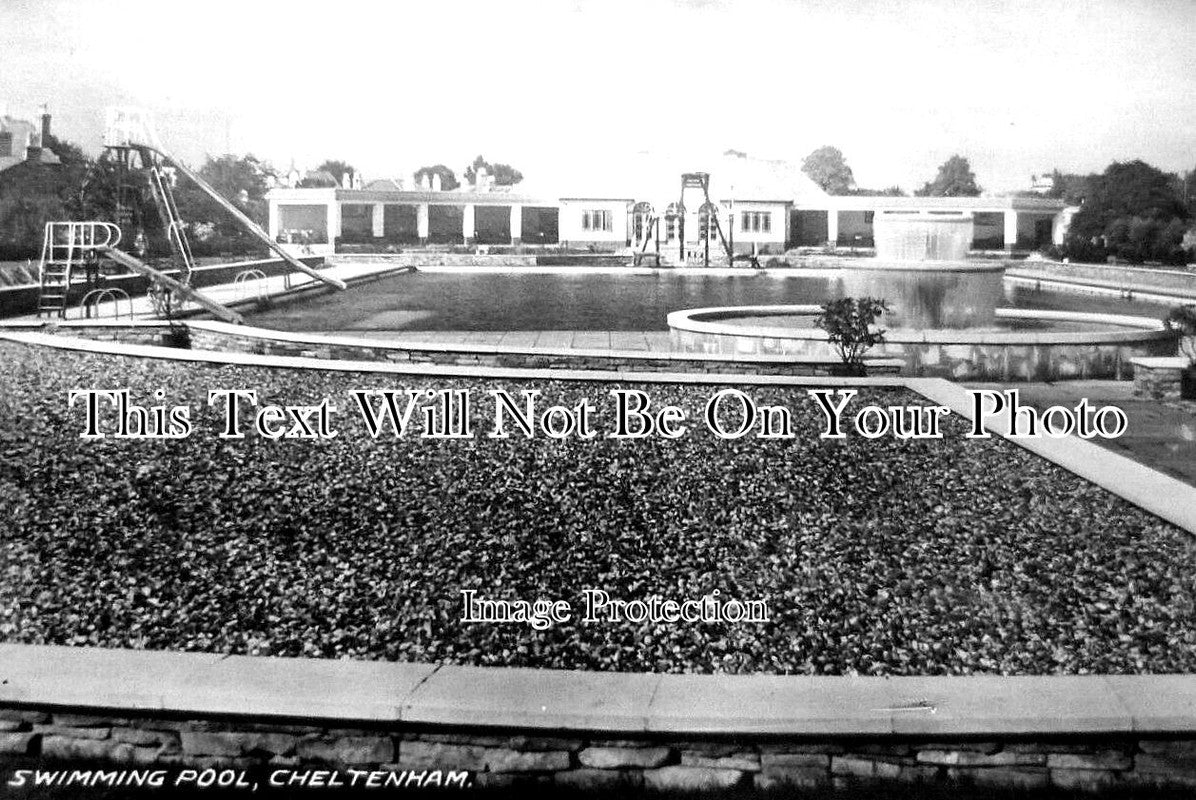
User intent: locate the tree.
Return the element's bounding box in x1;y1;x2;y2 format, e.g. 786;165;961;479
42;133;88;171
916;155;982;197
463;155;523;187
801;146;855;194
313;159;355;186
1180;166;1196;208
848;186;905;197
1065;160;1189;264
172;153;275;255
0;134;93;258
1047;170;1098;205
815;297;889;376
413;164;460;191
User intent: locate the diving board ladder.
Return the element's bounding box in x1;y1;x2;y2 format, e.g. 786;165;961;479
37;222;122;318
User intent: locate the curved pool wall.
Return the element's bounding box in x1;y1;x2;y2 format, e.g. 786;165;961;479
668;305;1176;381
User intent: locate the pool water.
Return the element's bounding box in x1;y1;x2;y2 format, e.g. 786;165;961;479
244;270;1172;332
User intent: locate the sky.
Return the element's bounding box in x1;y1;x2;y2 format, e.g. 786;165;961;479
1;0;1193;194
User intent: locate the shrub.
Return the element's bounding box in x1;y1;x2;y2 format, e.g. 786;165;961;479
815;296;888;376
1166;304;1196;365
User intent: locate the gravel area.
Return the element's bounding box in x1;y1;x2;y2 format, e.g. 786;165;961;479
1;340;1194;674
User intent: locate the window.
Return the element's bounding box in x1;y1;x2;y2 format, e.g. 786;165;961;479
0;132;11;158
582;210;612;232
741;211;772;234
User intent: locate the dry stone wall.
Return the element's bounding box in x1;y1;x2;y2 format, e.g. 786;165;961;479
3;708;1195;792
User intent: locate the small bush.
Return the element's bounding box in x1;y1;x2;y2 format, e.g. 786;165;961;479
815;297;889;376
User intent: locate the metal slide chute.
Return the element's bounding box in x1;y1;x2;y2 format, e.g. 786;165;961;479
100;246;244;324
148;148;346;291
100;106;345;294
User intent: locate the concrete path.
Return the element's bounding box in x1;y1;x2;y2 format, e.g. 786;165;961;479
967;379;1196;488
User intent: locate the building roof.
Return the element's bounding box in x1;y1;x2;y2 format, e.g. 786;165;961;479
824;194;1067;212
300;170;339;188
545;149;830;205
0;115;60;173
364;178;403;191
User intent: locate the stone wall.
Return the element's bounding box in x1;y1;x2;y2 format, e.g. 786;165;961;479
2;708;1194;792
42;324;180;348
671;327;1175;381
1133;359;1194;400
174;325;904;377
22;321;903;377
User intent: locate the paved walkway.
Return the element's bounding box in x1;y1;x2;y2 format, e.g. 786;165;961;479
10;261;402;324
966;380;1196;488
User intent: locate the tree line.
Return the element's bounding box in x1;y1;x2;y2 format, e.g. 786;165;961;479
0;136;277;260
0;145;526;260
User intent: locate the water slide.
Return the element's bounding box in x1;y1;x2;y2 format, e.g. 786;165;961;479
100;246;244;325
102;107;345;292
150;148;347;291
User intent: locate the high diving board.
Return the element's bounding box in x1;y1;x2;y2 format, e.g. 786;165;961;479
100;246;244;325
102;106;346;292
153;150;347;291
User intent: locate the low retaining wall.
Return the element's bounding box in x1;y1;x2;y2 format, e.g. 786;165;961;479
2;647;1196;793
20;320;905;377
1132;357;1194;400
669;305;1177;381
4;708;1196;792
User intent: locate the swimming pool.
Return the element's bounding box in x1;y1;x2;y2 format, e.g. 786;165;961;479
243;269;1174;333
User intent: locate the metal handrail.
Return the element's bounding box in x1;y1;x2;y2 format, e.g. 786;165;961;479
78;287;133;320
233;268;269;303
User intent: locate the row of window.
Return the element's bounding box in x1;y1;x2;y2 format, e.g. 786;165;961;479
581;210;613;232
741;212;772;233
592;210;775;236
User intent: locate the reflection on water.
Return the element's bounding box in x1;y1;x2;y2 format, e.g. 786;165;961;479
245;271;1171;332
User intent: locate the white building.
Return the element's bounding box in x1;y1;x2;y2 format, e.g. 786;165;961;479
266;150;1069;259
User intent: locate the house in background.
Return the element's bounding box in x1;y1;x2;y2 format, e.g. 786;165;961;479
0;106;60;174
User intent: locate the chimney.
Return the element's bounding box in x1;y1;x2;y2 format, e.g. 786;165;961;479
431;172;442;191
26;119;41;161
41;106;50;145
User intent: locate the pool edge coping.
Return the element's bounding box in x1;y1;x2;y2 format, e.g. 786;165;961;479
2;644;1195;735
